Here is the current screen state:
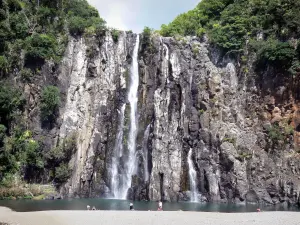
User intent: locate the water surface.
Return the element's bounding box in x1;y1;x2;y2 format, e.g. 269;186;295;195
0;199;299;213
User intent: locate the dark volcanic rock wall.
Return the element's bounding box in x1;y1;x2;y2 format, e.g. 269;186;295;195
52;32;300;205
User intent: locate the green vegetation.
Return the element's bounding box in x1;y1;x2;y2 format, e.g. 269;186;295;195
25;33;58;64
160;0;300;76
0;56;8;76
141;26;156;54
267;121;294;145
268;124;284;142
0;84;25;126
0;0;102;195
67;0;106;36
0;127;43;182
111;29;120;42
199;109;205;114
0;0;106;71
237;152;252;161
20;68;33;82
223;137;236;146
0;0;103;193
160;0;300;50
45;134;76;185
0;184;54;200
40;86;61;123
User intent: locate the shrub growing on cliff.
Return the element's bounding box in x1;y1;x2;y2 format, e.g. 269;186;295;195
0;126;42;182
160;0;300;53
40;86;60;123
20;68;33;82
68;16;88;35
255;39;296;70
0;84;25;126
111;29;119;43
45;134;76;185
25;34;58;65
67;0;106;36
54;163;71;184
0;124;6;143
0;56;8;76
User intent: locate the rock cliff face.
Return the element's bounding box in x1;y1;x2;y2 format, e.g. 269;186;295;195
40;31;300;205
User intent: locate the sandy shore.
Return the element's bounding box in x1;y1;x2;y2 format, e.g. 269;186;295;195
0;207;300;225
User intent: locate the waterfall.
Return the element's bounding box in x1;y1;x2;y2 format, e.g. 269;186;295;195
120;35;140;199
142;125;150;182
189;75;193;91
161;39;169;81
188;148;198;202
111;104;126;199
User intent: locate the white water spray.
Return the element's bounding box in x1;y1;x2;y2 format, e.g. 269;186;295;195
120;35;140;199
161;39;169;83
142;125;150;182
188;148;198;202
111;104;126;199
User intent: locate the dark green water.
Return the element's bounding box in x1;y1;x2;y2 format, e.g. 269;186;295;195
0;199;299;212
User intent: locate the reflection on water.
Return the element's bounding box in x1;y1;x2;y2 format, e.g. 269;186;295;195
0;198;299;212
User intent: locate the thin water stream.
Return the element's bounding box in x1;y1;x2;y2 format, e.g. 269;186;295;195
188;149;198;202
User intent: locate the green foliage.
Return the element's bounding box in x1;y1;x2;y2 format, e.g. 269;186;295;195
25;139;44;169
0;127;42;181
20;68;33;82
40;86;60;122
143;27;152;38
160;0;300;53
25;34;58;64
54;163;71;184
67;0;106;36
267;121;294;143
141;27;156;54
223;137;236;146
199;109;205;114
0;55;8;76
68;16;88;35
45;134;76;185
45;134;76;164
0;0;106;74
142;26;152;46
0;124;6;143
0;84;24;125
160;9;200;37
253;39;296;69
111;29;120;43
238;152;252;161
9;12;28;39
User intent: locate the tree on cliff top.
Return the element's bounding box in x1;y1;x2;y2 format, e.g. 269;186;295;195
160;0;300;51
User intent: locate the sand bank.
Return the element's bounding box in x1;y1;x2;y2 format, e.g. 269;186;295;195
0;207;300;225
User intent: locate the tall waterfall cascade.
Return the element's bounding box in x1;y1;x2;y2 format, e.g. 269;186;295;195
188;148;198;202
111;104;126;199
142;125;150;182
111;35;140;199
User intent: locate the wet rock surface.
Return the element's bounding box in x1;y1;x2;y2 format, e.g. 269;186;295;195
31;32;300;205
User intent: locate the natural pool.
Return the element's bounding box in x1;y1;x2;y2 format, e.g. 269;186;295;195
0;198;299;212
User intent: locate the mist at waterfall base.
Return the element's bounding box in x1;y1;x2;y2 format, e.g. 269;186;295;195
1;199;299;212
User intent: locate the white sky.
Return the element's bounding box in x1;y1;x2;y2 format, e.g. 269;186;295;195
87;0;199;32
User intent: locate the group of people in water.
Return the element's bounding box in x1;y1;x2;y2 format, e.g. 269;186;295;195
87;201;163;211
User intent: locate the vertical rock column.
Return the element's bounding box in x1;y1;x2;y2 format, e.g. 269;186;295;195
58;32;131;198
